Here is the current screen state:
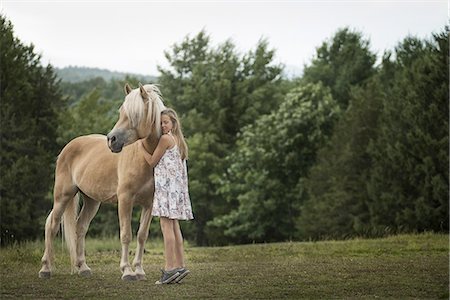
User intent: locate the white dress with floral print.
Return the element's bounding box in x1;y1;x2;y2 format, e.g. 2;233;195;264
152;143;193;220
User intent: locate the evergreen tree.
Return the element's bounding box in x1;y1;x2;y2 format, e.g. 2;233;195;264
0;16;64;245
299;29;449;239
367;30;449;232
157;31;286;245
299;77;383;239
57;87;121;145
302;27;376;109
288;27;377;240
212;83;339;243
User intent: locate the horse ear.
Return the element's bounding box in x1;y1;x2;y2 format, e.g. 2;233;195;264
124;83;132;95
139;83;149;101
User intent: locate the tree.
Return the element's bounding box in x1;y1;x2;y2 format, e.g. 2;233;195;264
298;77;384;239
299;29;449;239
57;87;121;145
301;27;376;109
212;83;340;243
0;16;64;245
287;29;377;239
157;31;286;245
367;30;449;233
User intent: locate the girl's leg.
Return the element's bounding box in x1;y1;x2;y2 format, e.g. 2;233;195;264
160;217;176;270
173;220;185;268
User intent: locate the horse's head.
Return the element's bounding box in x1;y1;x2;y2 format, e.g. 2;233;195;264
107;83;165;153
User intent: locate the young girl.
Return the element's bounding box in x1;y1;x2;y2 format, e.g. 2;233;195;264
139;108;194;284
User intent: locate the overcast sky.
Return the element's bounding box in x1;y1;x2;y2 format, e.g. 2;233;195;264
1;1;447;77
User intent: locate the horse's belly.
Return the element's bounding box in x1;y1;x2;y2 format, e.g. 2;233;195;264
75;161;118;202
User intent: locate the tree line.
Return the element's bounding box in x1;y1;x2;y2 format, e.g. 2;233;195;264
1;14;448;246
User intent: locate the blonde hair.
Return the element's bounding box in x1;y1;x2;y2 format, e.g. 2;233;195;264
162;108;188;160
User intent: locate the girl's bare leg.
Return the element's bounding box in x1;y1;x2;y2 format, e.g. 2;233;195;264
173;220;185;268
160;217;176;270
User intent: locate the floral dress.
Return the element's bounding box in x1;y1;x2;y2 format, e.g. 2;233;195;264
152;141;194;220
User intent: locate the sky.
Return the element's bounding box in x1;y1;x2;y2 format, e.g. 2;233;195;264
1;0;447;77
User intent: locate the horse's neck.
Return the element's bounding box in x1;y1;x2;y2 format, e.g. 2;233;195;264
144;132;159;154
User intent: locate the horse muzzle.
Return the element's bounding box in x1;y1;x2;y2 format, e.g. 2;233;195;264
107;133;124;153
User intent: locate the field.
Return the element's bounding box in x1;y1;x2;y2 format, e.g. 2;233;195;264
0;233;448;299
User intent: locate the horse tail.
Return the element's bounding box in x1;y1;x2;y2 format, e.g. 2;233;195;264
63;193;79;273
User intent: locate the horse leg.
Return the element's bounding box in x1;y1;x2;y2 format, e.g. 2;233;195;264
118;195;136;281
133;206;153;281
39;183;77;278
75;195;101;277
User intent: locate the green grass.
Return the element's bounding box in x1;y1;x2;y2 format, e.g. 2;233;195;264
0;233;448;299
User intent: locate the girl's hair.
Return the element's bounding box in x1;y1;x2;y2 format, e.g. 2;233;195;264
162;108;188;160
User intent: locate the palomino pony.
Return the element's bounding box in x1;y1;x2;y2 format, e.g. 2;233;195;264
39;83;165;280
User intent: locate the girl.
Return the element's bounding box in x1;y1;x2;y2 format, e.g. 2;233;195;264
139;108;194;284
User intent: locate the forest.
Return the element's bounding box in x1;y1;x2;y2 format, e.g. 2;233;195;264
1;15;448;246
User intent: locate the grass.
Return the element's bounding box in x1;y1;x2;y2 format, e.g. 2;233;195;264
0;233;448;299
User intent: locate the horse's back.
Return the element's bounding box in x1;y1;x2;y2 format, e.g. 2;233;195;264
58;134;112;166
57;134;119;202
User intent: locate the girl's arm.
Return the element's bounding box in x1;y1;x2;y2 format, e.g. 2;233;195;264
139;135;173;168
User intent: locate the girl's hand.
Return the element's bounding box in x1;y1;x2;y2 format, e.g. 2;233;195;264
139;140;154;167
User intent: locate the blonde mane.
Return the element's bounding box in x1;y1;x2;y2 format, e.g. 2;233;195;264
123;84;165;136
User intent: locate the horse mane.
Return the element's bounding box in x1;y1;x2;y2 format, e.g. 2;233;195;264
123;84;166;137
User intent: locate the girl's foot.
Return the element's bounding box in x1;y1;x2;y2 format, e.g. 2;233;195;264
172;268;190;283
155;269;180;284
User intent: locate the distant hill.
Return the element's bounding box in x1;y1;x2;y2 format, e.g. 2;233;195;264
56;66;158;83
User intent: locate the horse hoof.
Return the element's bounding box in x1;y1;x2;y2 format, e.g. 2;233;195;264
136;273;146;281
79;269;92;277
39;271;51;279
122;273;137;281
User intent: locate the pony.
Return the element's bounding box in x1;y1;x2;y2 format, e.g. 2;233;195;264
39;83;165;281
